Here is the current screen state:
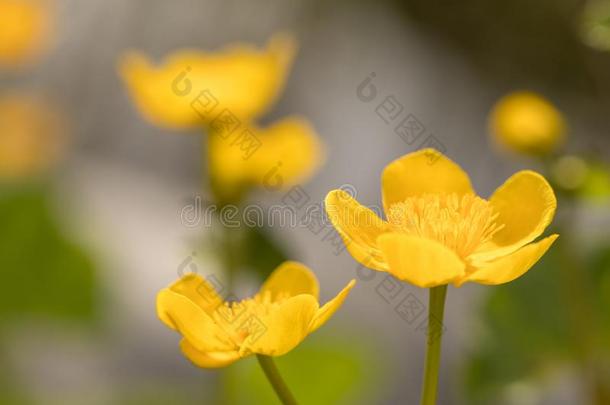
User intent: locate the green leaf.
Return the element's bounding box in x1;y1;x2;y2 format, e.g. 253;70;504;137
0;184;99;325
581;162;610;202
223;328;387;405
464;235;610;403
582;0;610;51
587;244;610;343
463;239;573;403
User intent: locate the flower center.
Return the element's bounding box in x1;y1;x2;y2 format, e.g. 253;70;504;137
211;290;289;346
387;193;504;258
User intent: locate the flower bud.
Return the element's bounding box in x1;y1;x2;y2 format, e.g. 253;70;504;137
489;91;565;156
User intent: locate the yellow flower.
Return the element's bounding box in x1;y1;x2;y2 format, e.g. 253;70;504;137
0;94;66;179
489;91;565;156
208;116;324;200
325;148;558;288
157;262;355;368
118;34;296;130
0;0;52;68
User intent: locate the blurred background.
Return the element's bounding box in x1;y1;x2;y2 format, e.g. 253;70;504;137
1;0;610;404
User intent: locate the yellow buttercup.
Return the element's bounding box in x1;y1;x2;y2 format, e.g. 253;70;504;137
119;34;295;130
0;94;66;179
157;261;355;368
0;0;52;68
325;148;558;288
119;34;325;203
490;91;565;156
208;116;324;201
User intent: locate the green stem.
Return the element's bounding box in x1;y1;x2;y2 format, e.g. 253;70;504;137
221;224;239;292
419;285;448;405
216;226;238;405
256;355;298;405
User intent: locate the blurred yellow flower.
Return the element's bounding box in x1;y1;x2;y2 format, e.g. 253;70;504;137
325;148;558;288
489;91;566;156
0;0;52;68
118;34;296;130
208;116;324;201
157;261;355;368
0;94;66;179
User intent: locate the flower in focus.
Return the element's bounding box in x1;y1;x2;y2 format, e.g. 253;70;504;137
0;0;52;68
208;116;324;201
489;91;566;156
157;261;355;368
325;148;558;288
0;94;66;180
118;34;296;130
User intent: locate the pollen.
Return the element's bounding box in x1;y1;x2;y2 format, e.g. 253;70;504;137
211;290;288;346
387;193;505;258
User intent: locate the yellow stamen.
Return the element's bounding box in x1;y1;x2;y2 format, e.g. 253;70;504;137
387;193;504;258
211;290;290;346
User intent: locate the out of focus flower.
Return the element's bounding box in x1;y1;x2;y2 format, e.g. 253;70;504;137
0;0;52;68
207;116;324;201
489;91;566;156
0;94;66;180
157;261;355;368
551;155;610;201
325;148;558;288
581;0;610;51
551;155;589;191
118;34;296;130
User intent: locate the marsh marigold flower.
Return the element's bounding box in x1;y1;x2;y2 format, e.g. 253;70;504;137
157;261;355;368
489;91;565;156
119;34;295;130
0;94;66;179
0;0;52;68
325;149;558;288
208;116;324;200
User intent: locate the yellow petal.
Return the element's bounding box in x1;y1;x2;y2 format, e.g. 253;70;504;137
0;94;66;179
377;233;466;287
118;34;295;130
168;273;223;316
118;52;193;129
471;170;556;262
208;116;324;196
156;289;234;352
325;190;389;271
240;295;318;357
250;116;324;189
309;279;356;333
464;234;558;286
207;133;250;201
259;261;320;301
180;339;240;369
0;0;52;68
381;148;474;213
